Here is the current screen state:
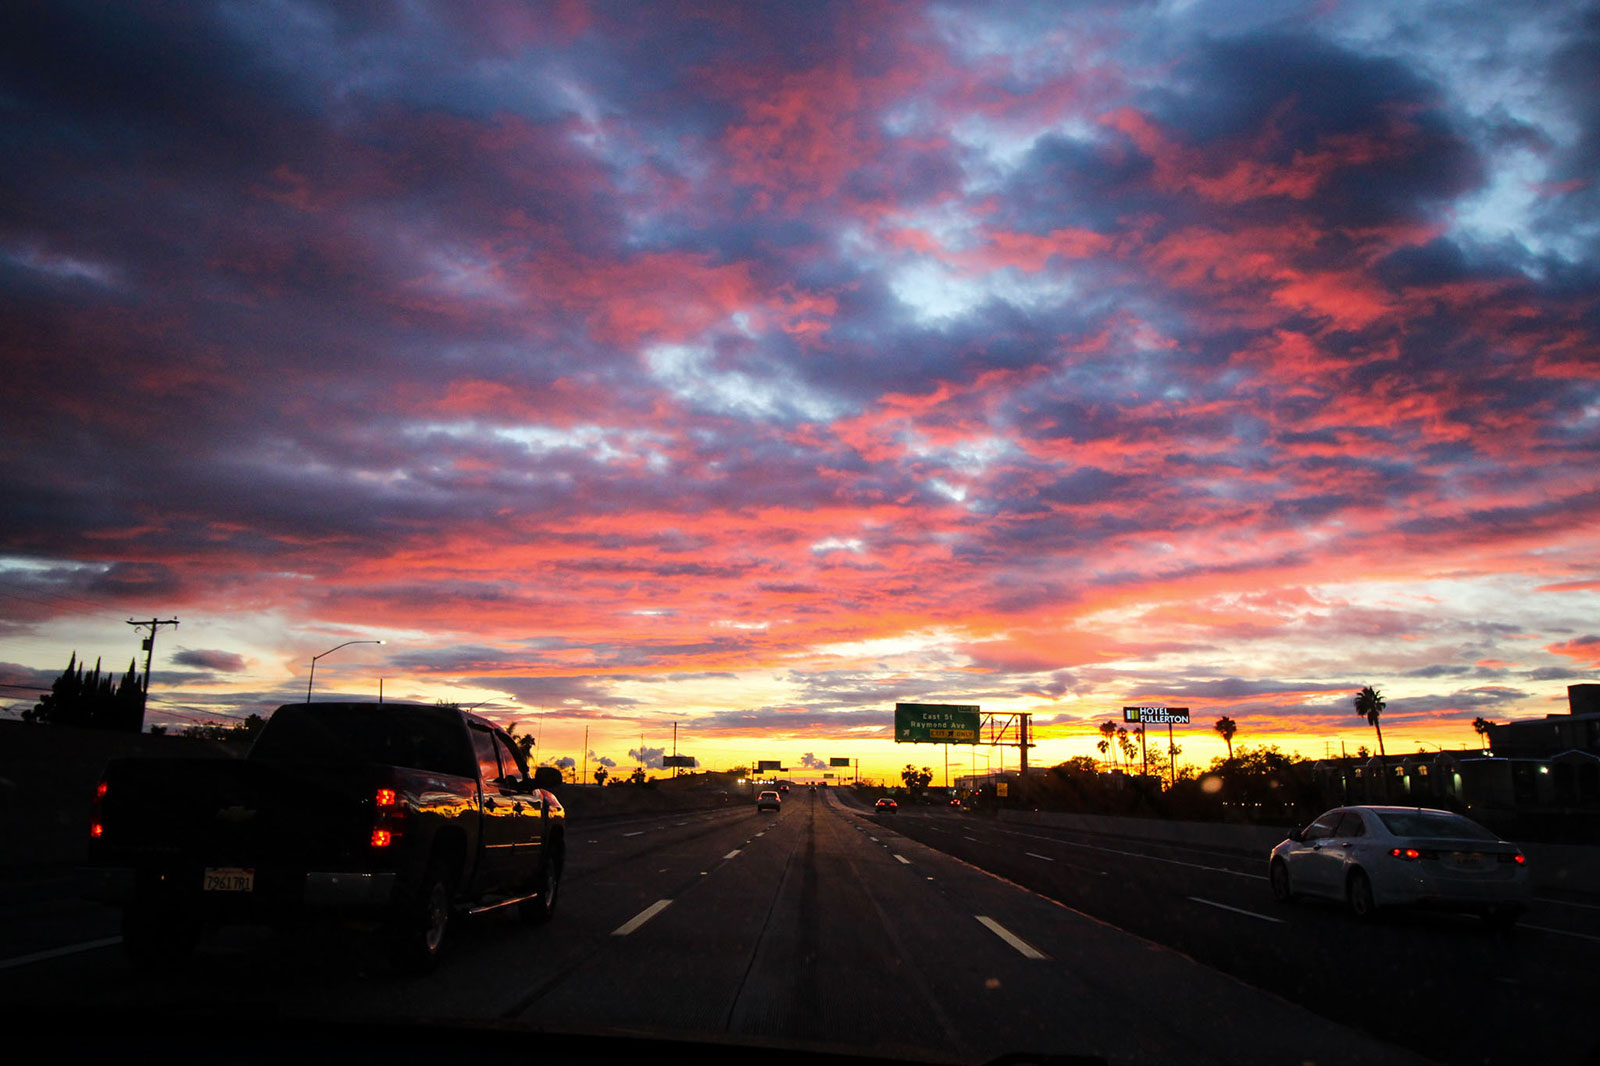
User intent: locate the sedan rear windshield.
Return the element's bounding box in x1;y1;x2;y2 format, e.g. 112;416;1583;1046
1375;810;1498;841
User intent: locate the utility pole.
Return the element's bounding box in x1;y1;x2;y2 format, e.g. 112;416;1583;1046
126;618;178;733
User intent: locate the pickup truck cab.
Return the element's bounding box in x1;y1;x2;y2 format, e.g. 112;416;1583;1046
87;701;565;972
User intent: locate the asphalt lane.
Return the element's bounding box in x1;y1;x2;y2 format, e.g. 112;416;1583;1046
507;789;1434;1064
0;791;1456;1064
867;798;1599;1066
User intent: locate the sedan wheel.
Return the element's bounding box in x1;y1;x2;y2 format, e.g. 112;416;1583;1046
1347;869;1378;920
1269;861;1295;903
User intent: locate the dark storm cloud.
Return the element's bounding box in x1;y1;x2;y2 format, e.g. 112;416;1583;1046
690;706;893;738
171;649;248;673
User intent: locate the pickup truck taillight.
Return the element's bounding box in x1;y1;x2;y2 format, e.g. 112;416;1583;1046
370;784;406;848
90;778;108;839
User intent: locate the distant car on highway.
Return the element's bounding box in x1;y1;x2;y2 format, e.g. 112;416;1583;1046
756;790;781;812
874;798;897;813
1268;805;1530;927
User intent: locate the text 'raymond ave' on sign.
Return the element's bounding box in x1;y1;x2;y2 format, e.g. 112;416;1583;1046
895;702;980;743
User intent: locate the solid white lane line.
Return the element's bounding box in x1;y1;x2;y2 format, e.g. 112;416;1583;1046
612;899;673;936
1537;897;1600;911
976;916;1048;959
1524;923;1600;944
0;937;122;971
1187;896;1284;923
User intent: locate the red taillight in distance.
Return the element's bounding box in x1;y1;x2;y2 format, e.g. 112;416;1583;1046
90;778;108;839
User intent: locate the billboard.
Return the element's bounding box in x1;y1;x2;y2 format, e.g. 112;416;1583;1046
1122;705;1190;725
895;702;980;743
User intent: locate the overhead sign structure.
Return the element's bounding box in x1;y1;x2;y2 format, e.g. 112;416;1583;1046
829;757;851;767
757;759;783;772
895;702;980;744
661;755;695;768
1123;705;1190;725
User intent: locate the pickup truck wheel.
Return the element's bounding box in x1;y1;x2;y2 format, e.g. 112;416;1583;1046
519;850;561;924
387;867;452;974
122;901;200;971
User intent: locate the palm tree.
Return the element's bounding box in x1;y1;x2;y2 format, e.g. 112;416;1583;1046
1214;716;1237;762
1116;727;1137;768
1098;721;1119;771
1354;686;1387;759
1472;716;1493;751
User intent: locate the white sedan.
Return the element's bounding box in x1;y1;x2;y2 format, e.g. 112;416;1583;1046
1268;805;1531;928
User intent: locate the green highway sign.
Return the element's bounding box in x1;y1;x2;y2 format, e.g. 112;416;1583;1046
829;757;851;767
895;702;980;744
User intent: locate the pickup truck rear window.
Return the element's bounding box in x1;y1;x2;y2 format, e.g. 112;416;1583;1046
250;704;475;778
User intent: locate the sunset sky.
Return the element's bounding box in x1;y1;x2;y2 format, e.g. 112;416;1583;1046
3;1;1597;782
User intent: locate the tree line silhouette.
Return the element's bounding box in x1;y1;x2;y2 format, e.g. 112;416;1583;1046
22;653;144;731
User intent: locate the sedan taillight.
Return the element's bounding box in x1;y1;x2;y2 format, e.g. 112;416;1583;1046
1388;847;1438;861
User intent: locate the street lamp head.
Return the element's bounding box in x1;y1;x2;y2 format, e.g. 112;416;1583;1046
306;638;387;702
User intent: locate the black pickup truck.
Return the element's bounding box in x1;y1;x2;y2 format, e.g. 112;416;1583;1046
86;701;566;972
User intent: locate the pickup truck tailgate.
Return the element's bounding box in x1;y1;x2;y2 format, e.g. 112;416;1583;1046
94;757;378;868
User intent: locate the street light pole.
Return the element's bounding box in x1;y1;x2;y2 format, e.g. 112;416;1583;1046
306;640;385;702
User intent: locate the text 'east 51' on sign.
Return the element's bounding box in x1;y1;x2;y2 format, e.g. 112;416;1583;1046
895;702;980;744
1123;705;1190;725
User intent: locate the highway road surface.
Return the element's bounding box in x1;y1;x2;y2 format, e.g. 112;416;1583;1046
1;787;1593;1064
